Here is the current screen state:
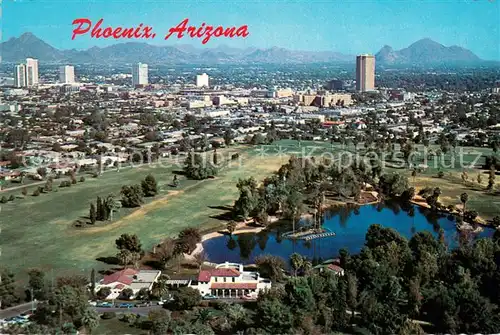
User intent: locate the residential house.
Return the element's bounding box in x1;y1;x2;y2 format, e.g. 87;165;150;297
94;268;162;300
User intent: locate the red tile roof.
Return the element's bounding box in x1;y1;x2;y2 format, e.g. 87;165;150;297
198;270;212;282
327;264;344;273
211;283;257;290
102;268;138;285
197;268;240;282
211;268;240;277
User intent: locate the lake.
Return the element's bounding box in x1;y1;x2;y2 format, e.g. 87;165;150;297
202;202;495;264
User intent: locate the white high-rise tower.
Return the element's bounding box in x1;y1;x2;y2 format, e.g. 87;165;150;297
59;65;75;83
132;63;148;86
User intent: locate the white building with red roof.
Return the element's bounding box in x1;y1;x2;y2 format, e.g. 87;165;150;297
94;268;161;300
189;262;272;298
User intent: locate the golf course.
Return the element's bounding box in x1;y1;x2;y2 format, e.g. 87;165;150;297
1;140;498;280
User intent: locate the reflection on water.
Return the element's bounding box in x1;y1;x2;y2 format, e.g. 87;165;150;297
203;203;494;265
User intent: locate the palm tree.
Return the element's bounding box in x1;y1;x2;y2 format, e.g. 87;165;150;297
460;192;469;217
151;276;169;301
290;253;304;276
194;308;214;324
302;259;313;276
80;308;100;334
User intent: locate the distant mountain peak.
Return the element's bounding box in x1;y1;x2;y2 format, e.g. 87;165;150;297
0;32;485;65
376;38;481;65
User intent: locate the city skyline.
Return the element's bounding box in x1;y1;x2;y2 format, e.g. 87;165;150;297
2;0;499;60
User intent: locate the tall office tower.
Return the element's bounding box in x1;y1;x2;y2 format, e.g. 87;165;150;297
59;65;75;83
132;63;148;86
25;58;39;87
14;64;26;87
196;73;209;88
356;54;375;92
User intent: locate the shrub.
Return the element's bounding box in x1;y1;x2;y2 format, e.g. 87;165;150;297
0;196;7;203
21;187;28;196
79;176;85;182
96;287;112;300
32;188;41;196
437;171;444;178
170;287;201;310
101;311;116;320
8;195;15;201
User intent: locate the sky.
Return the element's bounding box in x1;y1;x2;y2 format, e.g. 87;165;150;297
2;0;500;60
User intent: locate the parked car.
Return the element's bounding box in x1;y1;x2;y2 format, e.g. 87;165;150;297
118;303;134;308
88;300;97;306
203;294;217;300
97;302;113;308
135;301;151;307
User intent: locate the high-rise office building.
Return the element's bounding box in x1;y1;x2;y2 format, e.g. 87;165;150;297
196;73;209;88
59;65;75;83
132;63;148;86
25;58;39;87
14;64;26;88
356;54;375;92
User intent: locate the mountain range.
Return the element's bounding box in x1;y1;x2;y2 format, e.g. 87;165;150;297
0;32;486;65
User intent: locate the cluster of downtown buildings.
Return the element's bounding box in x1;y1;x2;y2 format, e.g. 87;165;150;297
12;54;375;91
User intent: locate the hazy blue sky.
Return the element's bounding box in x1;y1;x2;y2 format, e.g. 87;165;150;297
3;0;500;60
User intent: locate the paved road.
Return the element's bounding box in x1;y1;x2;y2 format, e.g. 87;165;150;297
0;302;37;319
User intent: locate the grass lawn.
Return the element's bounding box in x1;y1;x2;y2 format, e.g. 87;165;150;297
95;317;147;335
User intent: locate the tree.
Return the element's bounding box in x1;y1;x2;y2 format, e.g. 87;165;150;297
141;174;158;197
171;287;200;310
184;151;217;180
120;184;143;207
116;233;142;253
96;287;111;300
193;252;206;269
256;298;293;334
290;253;304;276
149;309;171;335
21;187;27;196
0;268;19;308
90;269;96;298
120;288;134;300
89;203;97;224
151;276;169;300
80;308;99;334
460;192;469;216
155;238;176;269
477;173;483;185
488;167;496;191
117;249;133;267
223;129;233;146
104;194;121;221
28;268;47;300
255;255;286;282
227;221;237;235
